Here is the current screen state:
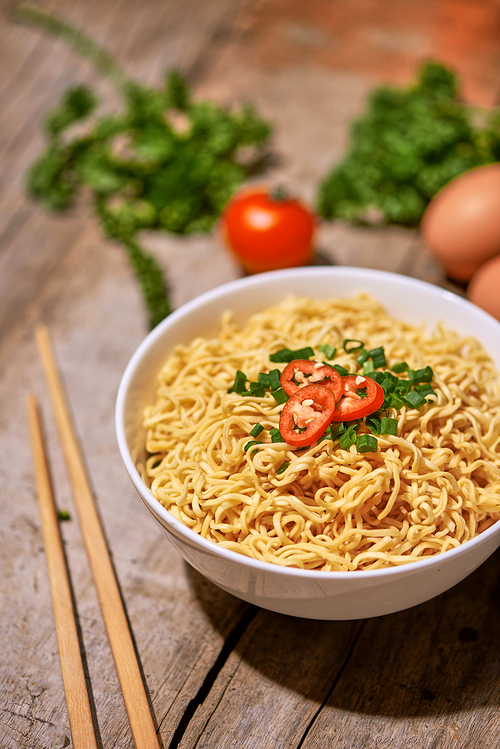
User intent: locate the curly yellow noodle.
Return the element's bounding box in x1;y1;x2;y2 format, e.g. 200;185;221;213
144;294;500;571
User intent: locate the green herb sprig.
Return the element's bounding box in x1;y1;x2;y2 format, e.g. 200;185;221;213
317;61;500;226
16;4;272;328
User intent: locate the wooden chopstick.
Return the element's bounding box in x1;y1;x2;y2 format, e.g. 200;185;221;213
35;325;160;749
27;393;99;749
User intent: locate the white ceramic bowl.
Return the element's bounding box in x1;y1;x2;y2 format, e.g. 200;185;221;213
116;267;500;620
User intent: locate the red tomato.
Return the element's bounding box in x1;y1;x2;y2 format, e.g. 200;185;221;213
279;384;336;447
330;375;384;422
220;188;315;273
280;359;343;402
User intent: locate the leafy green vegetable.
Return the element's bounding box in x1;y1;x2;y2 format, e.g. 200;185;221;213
276;461;290;475
250;423;265;438
317;61;500;226
269;346;315;363
17;4;272;328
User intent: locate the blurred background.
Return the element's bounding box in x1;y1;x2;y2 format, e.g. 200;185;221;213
3;0;500;329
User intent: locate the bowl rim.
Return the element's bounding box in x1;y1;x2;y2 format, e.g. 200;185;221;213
115;266;500;579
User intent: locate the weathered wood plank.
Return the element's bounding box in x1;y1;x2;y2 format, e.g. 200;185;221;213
298;549;500;749
176;610;365;749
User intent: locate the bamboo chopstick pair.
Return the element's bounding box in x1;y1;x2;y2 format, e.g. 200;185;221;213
27;326;160;749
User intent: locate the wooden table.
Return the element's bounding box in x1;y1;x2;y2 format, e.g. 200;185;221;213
2;2;499;747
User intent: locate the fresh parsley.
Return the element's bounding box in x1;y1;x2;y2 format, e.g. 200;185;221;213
17;4;272;328
317;61;500;226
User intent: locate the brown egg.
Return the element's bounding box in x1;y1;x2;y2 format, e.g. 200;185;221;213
421;163;500;281
467;254;500;321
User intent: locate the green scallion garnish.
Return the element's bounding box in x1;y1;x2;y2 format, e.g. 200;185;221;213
392;362;409;373
356;349;370;366
244;440;262;452
257;371;271;388
268;368;281;390
271;387;289;404
242;381;266;397
365;416;381;435
408;366;434;384
415;383;437;398
319;343;337;359
380;416;398;435
330;422;346;439
369;346;387;369
276;461;290;475
339;424;359;449
402;390;427;409
383;392;405;410
228;370;247;394
332;363;349;376
270;427;284;443
356;433;378;453
250;423;264;438
269;346;314;363
343;339;365;354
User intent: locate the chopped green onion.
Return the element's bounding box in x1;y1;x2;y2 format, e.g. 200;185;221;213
365;416;381;435
276;461;290;475
392;362;409;373
318;426;333;442
369;346;387;369
270;427;284;443
408;366;434;384
356;433;378;453
57;509;71;521
332;363;349;376
383;392;405;410
228;370;247;394
356;349;370;365
271;387;289;404
402;390;427;409
395;379;411;395
362;359;374;374
257;372;271;388
415;383;437;397
330;422;346;440
250;423;264;438
269;346;314;363
343;339;365;354
339;425;359;449
268;369;281;390
380;416;398;435
379;374;396;393
319;343;337;359
368;370;386;385
244;440;262;452
250;382;266;397
242;381;266;397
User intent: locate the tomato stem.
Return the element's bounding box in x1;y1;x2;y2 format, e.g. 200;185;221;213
270;185;289;202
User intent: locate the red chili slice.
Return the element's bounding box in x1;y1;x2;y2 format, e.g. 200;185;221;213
280;359;343;402
279;384;336;447
330;375;385;422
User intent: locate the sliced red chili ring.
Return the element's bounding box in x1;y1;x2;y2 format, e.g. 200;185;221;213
279;384;336;447
280;359;343;402
330;375;385;422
